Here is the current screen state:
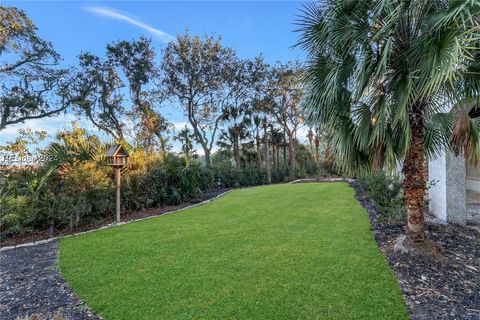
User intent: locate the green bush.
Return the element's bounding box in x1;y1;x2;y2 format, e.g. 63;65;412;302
270;168;286;183
357;171;406;224
0;195;32;237
0;146;331;240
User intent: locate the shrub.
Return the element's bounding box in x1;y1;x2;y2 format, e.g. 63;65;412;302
0;144;330;240
0;195;32;237
271;167;288;183
59;162;113;230
357;171;406;224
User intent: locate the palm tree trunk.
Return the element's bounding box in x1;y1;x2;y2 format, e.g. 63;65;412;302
402;106;426;243
276;147;280;169
233;129;241;170
289;137;296;180
272;144;277;171
308;129;315;161
256;133;261;168
263;120;271;184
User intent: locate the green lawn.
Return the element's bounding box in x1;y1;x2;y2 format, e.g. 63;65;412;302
59;183;408;320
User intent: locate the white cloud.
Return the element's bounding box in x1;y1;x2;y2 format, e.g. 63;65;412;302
85;6;175;44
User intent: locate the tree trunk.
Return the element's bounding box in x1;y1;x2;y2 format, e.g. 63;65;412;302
289;137;296;180
283;130;287;166
402;106;426;243
256;133;261;169
308;129;315;161
204;148;211;167
233;128;241;170
263;120;271;184
276;147;280;169
315;138;320;164
272;144;277;171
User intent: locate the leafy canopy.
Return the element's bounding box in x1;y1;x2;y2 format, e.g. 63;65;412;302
297;0;480;174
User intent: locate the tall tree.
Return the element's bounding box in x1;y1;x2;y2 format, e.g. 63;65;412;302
71;37;163;142
307;128;315;162
108;37;170;151
220;57;268;169
267;62;305;180
71;53;125;140
131;108;171;154
270;126;283;170
221;104;251;169
251;115;263;168
161;32;239;166
263;116;271;184
0;6;72;130
298;0;480;246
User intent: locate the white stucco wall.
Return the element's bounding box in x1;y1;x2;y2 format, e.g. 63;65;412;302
429;153;447;221
428;151;467;225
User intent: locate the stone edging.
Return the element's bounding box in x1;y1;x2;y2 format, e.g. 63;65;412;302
0;190;233;252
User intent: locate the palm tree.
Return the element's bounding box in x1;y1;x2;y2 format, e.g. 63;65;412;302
46;123;108;174
222;104;251;169
174;126;195;161
270;125;284;170
252;115;263;169
298;1;480;246
307;127;315;162
263;116;271;184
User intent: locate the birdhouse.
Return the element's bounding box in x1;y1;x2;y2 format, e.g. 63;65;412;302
106;144;129;168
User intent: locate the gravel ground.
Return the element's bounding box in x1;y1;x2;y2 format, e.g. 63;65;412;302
0;241;100;320
351;181;480;320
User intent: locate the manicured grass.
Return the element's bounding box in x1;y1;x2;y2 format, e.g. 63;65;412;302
59;183;408;320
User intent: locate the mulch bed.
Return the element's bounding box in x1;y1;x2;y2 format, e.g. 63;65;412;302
1;189;230;248
350;181;480;320
0;241;100;320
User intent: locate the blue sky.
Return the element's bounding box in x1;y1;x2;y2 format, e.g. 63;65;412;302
2;1;307;152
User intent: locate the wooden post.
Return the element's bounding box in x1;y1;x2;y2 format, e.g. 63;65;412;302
115;167;121;223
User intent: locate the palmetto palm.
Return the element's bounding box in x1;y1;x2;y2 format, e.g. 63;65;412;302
45;125;108;174
297;0;480;244
222;104;252;169
173;126;195;160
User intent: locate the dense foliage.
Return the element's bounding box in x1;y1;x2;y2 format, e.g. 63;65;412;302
297;0;480;243
0;125;337;240
357;172;406;225
0;6;342;240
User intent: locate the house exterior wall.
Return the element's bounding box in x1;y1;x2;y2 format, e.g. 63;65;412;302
428;151;467;225
429;153;447;221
